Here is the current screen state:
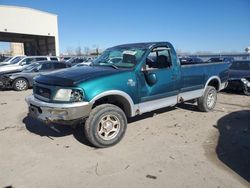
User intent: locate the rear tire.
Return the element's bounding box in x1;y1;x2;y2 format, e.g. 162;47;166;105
243;88;250;96
84;104;127;148
243;85;250;96
13;78;29;91
197;86;217;112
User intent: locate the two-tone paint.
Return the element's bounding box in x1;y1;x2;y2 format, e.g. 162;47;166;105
27;42;230;123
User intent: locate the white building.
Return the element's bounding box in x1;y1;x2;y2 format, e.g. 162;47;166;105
0;5;59;55
245;47;250;53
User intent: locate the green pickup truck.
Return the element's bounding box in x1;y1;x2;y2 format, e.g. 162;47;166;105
26;42;229;147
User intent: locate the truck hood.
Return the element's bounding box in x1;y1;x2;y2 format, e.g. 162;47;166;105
35;66;129;86
229;69;250;80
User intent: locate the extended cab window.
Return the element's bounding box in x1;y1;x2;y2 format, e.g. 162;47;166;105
145;47;172;70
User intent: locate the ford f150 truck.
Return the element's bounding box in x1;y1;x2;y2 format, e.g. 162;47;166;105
26;42;229;147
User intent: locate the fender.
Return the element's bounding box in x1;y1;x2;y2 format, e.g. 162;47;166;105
90;90;138;117
205;76;221;90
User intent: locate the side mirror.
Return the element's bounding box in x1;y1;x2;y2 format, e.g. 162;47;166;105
20;61;26;66
33;68;39;72
145;72;157;85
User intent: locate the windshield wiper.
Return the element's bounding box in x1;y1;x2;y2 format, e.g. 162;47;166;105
92;62;119;69
106;64;119;69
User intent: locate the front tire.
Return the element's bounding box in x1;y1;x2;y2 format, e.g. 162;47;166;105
84;104;127;148
197;86;217;112
13;78;29;91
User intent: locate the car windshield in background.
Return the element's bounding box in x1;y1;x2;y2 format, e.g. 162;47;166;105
63;57;71;61
22;63;39;72
230;61;250;71
9;57;23;64
92;48;146;68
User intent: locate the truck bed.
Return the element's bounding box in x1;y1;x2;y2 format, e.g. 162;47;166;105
179;61;229;100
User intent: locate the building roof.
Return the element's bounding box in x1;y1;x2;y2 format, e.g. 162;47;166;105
0;5;57;16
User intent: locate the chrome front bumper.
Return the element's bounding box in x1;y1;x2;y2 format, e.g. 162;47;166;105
25;95;92;123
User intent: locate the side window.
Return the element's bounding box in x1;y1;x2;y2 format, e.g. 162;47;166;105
240;62;250;70
39;63;53;71
54;63;66;69
21;58;34;65
35;57;47;61
21;57;46;65
50;57;58;61
145;47;172;70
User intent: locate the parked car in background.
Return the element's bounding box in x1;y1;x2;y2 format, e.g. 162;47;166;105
62;56;97;66
64;57;87;66
207;57;234;63
0;55;25;66
179;57;204;65
0;56;59;73
86;56;97;62
0;61;68;91
0;55;8;62
26;42;229;147
226;60;250;95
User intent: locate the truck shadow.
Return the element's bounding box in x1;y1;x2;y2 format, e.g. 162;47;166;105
215;110;250;182
176;102;200;112
221;89;245;96
22;102;204;147
23;116;92;147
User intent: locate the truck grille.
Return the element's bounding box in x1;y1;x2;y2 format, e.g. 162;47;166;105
34;85;51;99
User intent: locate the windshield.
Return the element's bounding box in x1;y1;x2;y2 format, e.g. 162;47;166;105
92;47;146;68
10;56;23;64
230;61;250;71
3;57;12;62
22;63;39;72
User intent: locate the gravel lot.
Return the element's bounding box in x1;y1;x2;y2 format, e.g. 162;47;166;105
0;90;249;188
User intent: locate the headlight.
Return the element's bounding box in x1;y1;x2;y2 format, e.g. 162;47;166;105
54;89;72;101
54;89;84;102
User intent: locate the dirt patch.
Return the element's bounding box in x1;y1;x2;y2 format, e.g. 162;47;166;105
0;90;250;187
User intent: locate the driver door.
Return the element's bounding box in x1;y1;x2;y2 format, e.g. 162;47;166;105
137;46;179;113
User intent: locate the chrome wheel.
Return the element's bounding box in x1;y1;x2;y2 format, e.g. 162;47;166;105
15;79;27;91
97;114;120;140
84;104;127;148
207;90;216;109
243;86;250;96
